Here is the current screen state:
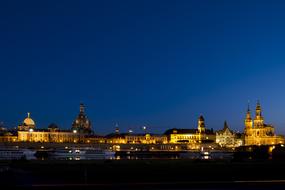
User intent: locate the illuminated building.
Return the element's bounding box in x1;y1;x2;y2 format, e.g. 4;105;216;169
125;133;167;144
105;132;126;144
216;121;243;147
18;112;36;131
17;104;96;143
71;103;92;134
244;102;284;146
18;129;80;143
105;130;167;144
164;115;215;144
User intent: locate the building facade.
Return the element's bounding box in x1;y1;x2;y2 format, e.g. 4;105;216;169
244;102;284;146
216;121;243;148
164;115;216;145
105;131;167;144
18;104;95;143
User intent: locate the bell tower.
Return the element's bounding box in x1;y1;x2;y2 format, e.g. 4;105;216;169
244;104;252;135
198;115;206;133
254;101;264;128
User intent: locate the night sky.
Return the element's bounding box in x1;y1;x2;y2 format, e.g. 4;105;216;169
1;0;285;135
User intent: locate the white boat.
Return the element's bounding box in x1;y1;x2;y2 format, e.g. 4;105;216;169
84;149;115;159
51;148;86;157
50;148;115;160
0;148;36;160
0;149;25;160
22;149;37;160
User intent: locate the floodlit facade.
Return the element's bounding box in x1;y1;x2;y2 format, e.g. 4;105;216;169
244;102;284;146
106;132;167;144
1;101;284;147
165;115;216;144
17;104;94;143
216;121;243;147
18;130;80;143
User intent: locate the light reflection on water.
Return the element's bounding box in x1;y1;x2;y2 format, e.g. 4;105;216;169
37;155;183;160
36;153;233;160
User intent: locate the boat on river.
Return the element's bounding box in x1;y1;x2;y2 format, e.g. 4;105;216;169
50;147;115;160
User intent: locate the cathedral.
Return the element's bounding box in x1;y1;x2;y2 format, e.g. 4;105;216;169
244;102;284;146
71;103;92;134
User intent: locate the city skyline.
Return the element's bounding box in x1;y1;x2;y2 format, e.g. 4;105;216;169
1;1;285;134
1;101;282;136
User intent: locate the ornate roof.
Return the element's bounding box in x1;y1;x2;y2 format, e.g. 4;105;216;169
23;112;35;126
216;121;234;135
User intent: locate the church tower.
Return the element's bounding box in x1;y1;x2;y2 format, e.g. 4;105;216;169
198;115;206;133
244;105;253;135
253;101;264;128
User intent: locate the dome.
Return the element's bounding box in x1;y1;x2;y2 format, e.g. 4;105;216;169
23;113;35;126
71;103;92;133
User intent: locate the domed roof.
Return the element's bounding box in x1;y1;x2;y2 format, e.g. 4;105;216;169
23;112;35;126
71;103;92;133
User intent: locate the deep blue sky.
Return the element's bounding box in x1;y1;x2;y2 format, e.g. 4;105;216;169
1;0;285;135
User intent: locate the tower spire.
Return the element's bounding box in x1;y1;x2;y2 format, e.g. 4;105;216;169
256;100;262;117
246;103;251;120
223;120;229;130
80;103;85;113
245;103;253;130
254;100;264;128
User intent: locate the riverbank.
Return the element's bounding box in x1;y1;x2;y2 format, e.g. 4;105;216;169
1;159;285;189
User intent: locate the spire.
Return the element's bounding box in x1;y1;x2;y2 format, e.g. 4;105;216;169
223;121;228;130
80;103;85;113
27;112;30;118
256;100;262;117
115;123;119;133
244;102;253;130
246;104;251;120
